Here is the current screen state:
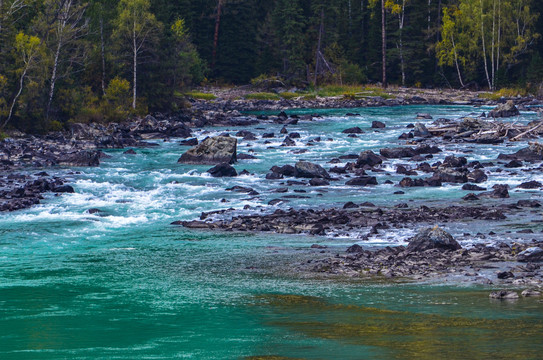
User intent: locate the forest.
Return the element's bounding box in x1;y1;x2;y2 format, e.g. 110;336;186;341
0;0;542;132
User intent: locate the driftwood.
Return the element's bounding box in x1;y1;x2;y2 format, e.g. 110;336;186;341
427;118;543;143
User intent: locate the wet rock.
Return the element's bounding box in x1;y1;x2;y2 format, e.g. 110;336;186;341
295;161;330;179
498;143;543;162
442;156;467;168
357;150;383;167
58;151;101;167
413;123;430;136
462;184;486;191
416;113;433;120
53;185;75;193
518;247;543;262
521;289;542;297
309;178;330;186
489;290;519;299
343;201;359;209
342;127;364;134
123;149;137;155
489;100;520;118
434;168;468;183
236;130;257;140
237;153;257;160
380;147;417;159
345;176;378;186
347;244;364;253
178;136;237;165
407;227;462;252
516;200;541;207
505;159;523;168
517;181;542;189
180;138;198;146
480;184;509;198
207;163;238;177
497;271;514;279
371;121;386;129
463;193;480;201
467;169;488;183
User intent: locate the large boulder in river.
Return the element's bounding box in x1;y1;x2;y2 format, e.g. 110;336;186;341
489;100;520;118
407;227;462;252
295;161;330;179
178;136;237;165
58;151;100;167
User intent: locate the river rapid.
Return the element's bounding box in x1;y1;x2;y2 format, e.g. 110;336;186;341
1;105;542;359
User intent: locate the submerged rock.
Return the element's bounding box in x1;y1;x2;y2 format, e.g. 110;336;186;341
489;290;519;299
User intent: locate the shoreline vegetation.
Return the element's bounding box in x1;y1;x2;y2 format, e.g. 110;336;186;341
1;86;543;296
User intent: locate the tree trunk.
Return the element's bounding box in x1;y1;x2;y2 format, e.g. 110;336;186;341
100;13;106;96
46;38;62;118
132;11;137;110
452;35;465;88
398;0;406;86
480;0;492;89
212;0;223;69
3;65;28;129
381;0;387;88
314;9;324;86
491;0;496;90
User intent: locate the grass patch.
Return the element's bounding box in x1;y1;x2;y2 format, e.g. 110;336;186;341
479;87;528;100
245;92;281;100
0;131;8;140
312;84;395;99
279;92;299;100
182;91;217;100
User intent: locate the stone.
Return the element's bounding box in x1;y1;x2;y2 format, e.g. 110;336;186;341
180;138;198;146
371;121;386;129
497;271;514;279
58;151;100;167
517;181;542;189
413;122;430;136
489;290;519;299
295;161;330;179
521;289;542;297
123;149;137;155
343;201;359;209
345;176;378;186
488;100;520;118
309;178;330;186
53;185;75;193
178;136;237;165
467;169;488;183
517;247;543;262
380;147;417;159
342;127;364;134
357;150;383;167
206;163;238;177
407;227;462;252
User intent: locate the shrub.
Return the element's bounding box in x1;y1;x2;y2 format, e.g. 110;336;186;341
279;92;298;100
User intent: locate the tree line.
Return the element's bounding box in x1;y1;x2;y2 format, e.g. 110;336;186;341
0;0;541;132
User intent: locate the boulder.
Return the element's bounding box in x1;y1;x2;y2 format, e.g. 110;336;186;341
371;121;386;129
489;100;520;118
413;123;430;137
58;151;100;167
489;290;519;299
517;247;543;262
180;138;198;146
345;176;378;186
518;180;542;189
357;150;383;167
295;161;330;179
380;147;417;159
309;178;330;186
207;163;238;177
407;227;462;252
178;136;237;165
434;168;468;183
342;127;364;134
467;169;488;183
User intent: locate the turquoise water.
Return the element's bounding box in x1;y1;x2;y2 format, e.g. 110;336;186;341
1;106;542;359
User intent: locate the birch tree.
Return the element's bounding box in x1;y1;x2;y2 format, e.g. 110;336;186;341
1;32;43;129
112;0;161;110
40;0;89;118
